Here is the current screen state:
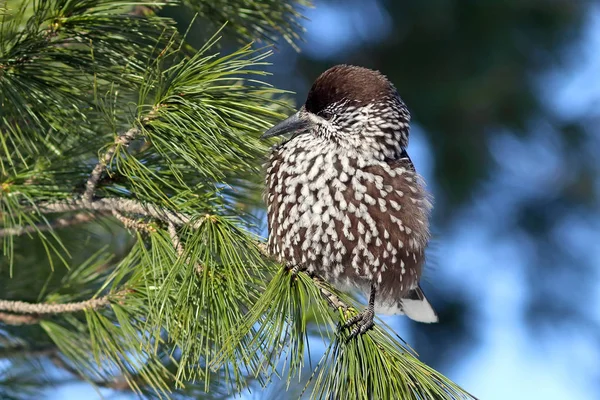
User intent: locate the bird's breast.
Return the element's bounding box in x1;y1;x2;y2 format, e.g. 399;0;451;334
265;137;432;298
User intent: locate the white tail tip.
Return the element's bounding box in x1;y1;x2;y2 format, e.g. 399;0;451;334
375;286;438;323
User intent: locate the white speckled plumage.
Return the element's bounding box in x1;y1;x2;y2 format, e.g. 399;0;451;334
264;65;438;324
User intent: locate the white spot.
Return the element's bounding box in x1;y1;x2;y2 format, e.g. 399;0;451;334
357;221;365;234
364;194;376;205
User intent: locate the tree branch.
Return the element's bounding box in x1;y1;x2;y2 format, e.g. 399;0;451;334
25;198;348;312
255;242;349;312
0;311;41;325
168;222;203;273
83;127;139;203
36;198;192;228
167;222;185;256
308;274;349;312
0;212;100;238
112;210;156;233
0;344;58;359
0;292;125;315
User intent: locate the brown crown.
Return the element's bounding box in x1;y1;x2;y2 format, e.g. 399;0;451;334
304;65;395;115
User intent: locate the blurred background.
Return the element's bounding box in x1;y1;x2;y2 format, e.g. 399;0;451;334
52;0;600;399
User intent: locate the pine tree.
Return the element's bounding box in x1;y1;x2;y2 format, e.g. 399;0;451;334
0;1;476;398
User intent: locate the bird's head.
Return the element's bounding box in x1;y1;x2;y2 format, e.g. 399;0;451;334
262;65;411;157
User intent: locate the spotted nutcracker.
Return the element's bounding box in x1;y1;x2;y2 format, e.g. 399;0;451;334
262;65;438;337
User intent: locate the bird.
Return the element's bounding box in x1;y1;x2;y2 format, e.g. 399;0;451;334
262;65;438;338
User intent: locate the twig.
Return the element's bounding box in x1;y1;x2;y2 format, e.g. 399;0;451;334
26;198;344;310
0;311;41;325
255;242;349;312
37;198;192;227
167;222;203;273
0;212;99;238
0;345;58;359
167;222;185;256
0;291;125;315
112;210;156;233
83;127;139;203
309;274;349;312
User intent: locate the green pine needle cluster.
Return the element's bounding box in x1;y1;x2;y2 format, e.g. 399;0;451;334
313;315;475;400
181;0;310;50
0;1;476;399
217;268;477;400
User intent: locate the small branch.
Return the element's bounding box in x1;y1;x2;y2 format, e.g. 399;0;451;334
25;198;345;311
0;345;58;359
309;274;349;312
168;222;203;273
255;242;349;312
0;212;99;238
256;242;270;260
0;292;124;315
37;198;192;228
112;210;156;233
0;311;41;325
83;127;139;203
167;222;185;256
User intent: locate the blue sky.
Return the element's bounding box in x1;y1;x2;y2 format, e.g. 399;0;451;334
50;2;600;399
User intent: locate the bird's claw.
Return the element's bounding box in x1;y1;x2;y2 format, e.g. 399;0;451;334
343;308;375;341
287;264;306;278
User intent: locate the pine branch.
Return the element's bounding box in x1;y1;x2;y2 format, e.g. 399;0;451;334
36;198;192;227
255;242;348;311
0;311;40;325
111;210;156;233
226;245;478;400
182;0;311;49
0;345;58;359
167;222;185;256
167;221;203;272
0;212;98;238
0;3;477;399
308;273;349;312
0;291;126;315
0;2;305;398
84;127;139;203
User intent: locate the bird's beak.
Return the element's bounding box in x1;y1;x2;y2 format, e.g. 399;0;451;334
261;111;312;139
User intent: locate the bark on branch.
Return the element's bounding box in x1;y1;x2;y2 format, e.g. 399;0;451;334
112;210;156;233
83;127;139;203
15;197;347;313
0;212;100;238
0;311;41;325
167;222;203;273
36;198;193;228
255;242;349;312
0;291;125;316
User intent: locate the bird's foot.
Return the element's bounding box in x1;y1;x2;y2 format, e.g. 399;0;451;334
343;308;375;341
287;264;306;277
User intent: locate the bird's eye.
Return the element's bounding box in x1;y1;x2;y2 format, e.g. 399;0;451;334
319;109;333;119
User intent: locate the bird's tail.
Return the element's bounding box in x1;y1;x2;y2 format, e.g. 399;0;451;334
375;285;438;323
